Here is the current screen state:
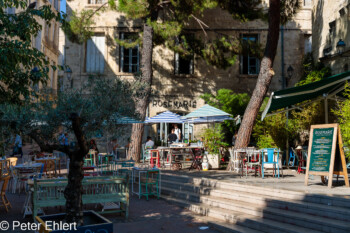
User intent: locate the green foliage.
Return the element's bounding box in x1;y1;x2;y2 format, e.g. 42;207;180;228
201;126;228;154
256;134;276;149
333;83;350;159
201;89;250;138
62;10;95;44
0;77;142;146
253;58;333;150
0;0;60;104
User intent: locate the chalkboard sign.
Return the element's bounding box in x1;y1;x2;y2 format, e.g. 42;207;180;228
309;127;334;172
305;124;349;188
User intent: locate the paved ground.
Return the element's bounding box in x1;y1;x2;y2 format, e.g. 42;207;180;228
1;192;218;233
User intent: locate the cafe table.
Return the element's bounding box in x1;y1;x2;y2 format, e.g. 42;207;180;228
131;167;161;197
156;146;204;170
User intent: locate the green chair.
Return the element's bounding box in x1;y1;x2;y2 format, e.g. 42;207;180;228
117;161;134;181
139;170;160;200
84;150;95;167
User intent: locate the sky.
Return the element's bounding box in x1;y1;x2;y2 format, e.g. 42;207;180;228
61;0;66;13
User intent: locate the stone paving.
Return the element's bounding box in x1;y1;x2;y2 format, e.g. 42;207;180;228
1;190;219;233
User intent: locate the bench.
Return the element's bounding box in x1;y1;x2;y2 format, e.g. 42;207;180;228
32;175;129;222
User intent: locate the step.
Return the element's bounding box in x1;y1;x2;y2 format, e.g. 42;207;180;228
161;177;350;208
199;195;350;233
208;188;350;221
161;196;322;233
162;187;350;232
208;221;263;233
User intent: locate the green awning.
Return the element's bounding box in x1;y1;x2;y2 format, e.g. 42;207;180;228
262;71;350;120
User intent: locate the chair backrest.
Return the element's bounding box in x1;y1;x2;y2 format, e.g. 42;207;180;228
38;164;45;179
147;170;160;181
6;157;18;167
262;148;278;163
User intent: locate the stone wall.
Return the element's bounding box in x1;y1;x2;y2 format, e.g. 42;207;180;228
312;0;350;74
64;1;312;140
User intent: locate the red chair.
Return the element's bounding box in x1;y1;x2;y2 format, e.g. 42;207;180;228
149;150;160;168
296;147;306;174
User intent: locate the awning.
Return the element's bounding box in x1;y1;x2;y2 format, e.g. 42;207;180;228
145;111;185;124
262;71;350;120
184;104;231;118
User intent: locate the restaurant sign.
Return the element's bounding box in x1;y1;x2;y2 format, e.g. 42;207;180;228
152;99;197;109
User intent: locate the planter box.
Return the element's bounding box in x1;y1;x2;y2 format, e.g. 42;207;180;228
36;210;113;233
207;154;220;169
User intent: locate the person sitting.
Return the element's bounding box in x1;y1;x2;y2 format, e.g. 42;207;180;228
145;136;154;149
168;129;178;144
89;139;99;154
107;138;119;155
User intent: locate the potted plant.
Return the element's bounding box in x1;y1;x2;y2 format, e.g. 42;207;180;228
202;127;228;169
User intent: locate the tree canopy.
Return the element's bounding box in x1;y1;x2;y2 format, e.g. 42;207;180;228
0;0;61;104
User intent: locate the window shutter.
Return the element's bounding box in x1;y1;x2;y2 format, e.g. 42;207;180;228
86;35;105;73
96;36;105;73
35;31;42;50
86;39;94;73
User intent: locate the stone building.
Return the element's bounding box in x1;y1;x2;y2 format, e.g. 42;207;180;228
5;0;60;94
312;0;350;74
62;0;312;143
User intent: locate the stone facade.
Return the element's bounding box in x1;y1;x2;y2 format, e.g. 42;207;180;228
32;0;60;93
63;1;312;142
312;0;350;74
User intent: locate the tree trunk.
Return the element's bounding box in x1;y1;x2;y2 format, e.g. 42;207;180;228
64;152;84;225
64;113;89;224
229;0;280;170
129;123;144;162
129;24;154;162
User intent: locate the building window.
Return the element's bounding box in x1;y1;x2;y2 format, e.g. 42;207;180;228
303;0;311;7
119;32;140;73
329;21;336;37
174;35;194;75
6;7;15;14
304;34;312;54
35;30;42;51
88;0;107;4
344;64;348;72
240;34;259;75
86;35;105;73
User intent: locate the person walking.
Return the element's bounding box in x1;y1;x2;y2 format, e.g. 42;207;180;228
13;134;23;158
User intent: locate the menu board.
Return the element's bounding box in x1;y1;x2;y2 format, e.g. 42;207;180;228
305;124;349;188
309;128;334;172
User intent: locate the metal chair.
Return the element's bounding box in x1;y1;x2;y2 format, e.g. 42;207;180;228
288;149;296;167
139;170;160;200
84;149;95;167
261;148;281;178
244;149;261;177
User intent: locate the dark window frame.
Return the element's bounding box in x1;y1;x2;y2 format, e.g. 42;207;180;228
240;34;260;75
119;32;140;73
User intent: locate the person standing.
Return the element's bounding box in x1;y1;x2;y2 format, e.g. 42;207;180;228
13;134;23;158
168;129;178;144
173;124;181;142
